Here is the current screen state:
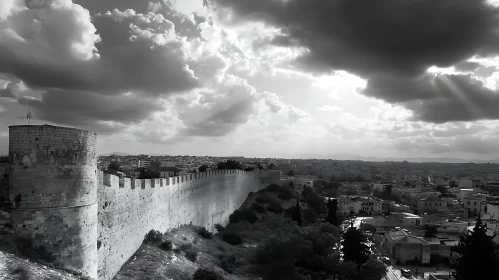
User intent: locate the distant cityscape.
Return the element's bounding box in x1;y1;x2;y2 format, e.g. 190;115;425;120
93;152;499;277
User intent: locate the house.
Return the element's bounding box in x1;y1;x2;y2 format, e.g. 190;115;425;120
417;197;448;214
159;167;180;178
390;212;423;227
463;194;488;216
458;178;472;189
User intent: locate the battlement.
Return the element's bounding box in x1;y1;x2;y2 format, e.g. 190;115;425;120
98;169;258;190
4;124;280;280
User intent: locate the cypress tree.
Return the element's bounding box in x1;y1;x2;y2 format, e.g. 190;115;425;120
326;198;339;226
291;198;303;226
341;225;371;267
455;217;499;280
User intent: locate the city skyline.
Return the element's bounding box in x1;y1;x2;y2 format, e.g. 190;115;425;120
2;0;499;160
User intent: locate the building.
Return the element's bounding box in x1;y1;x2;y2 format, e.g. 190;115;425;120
417;197;448;214
159;167;180;178
160;161;176;168
390;212;423;227
463;194;488;216
458;178;472;189
138;159;151;168
485;202;499;220
360;198;382;216
293;177;314;190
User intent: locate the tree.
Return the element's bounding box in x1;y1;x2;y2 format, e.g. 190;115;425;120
424;225;438;238
286;170;295;176
108;161;120;171
291;199;303;226
341;225;371;267
137;169;160;179
198;165;208;172
326;198;339;226
449;180;457;188
302;187;326;214
217;160;243;170
455;217;499;280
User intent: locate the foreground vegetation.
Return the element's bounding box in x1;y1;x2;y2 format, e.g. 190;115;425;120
116;184;387;280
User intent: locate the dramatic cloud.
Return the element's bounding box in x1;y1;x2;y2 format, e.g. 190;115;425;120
363;73;499;123
0;1;199;95
175;75;258;137
212;0;499;77
17;90;163;134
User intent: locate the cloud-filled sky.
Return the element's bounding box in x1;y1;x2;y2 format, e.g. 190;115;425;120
2;0;499;160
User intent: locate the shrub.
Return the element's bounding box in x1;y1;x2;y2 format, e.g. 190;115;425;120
144;230;163;244
251;202;266;213
197;227;213;239
214;224;225;233
229;208;258;224
160;240;173;251
255;194;275;204
267;200;284;214
192;267;225;280
219;254;238;273
303;208;317;224
222;232;243;245
179;243;193;252
185;248;198;262
258;184;296;200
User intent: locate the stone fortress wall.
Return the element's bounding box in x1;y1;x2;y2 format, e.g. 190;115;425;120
4;125;280;280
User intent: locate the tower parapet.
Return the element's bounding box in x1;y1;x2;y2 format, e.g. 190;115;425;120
8;125;98;278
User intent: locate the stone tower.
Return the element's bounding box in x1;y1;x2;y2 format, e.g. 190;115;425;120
8;125;98;278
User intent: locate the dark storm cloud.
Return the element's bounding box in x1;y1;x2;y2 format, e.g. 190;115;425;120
17;90;163;134
213;0;499;123
213;0;499;77
363;73;499;123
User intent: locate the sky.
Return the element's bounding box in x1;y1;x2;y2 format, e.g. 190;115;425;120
2;0;499;160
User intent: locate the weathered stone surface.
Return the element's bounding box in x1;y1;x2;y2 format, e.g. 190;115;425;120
8;125;98;279
5;125;281;280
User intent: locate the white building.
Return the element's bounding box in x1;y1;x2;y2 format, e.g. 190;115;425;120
138;159;151;168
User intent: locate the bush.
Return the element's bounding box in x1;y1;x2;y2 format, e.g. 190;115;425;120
160;240;173;251
252;202;266;213
197;227;213;239
214;224;224;233
219;254;238;273
258;184;296;200
179;243;193;252
303;209;317;224
144;230;163;244
255;194;275;204
185;248;198;262
222;232;243;245
229;208;258;224
267;200;284;213
192;267;225;280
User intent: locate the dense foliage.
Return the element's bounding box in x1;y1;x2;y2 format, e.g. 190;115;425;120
217;160;243;170
455;217;499;280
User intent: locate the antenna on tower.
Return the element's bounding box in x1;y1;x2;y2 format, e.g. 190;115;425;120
27;108;32;125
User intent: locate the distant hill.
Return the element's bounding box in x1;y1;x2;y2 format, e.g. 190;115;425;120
100;152;131;156
299;153;499;164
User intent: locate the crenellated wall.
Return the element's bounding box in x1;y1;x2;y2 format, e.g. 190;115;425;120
5;124;281;280
96;169;265;280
